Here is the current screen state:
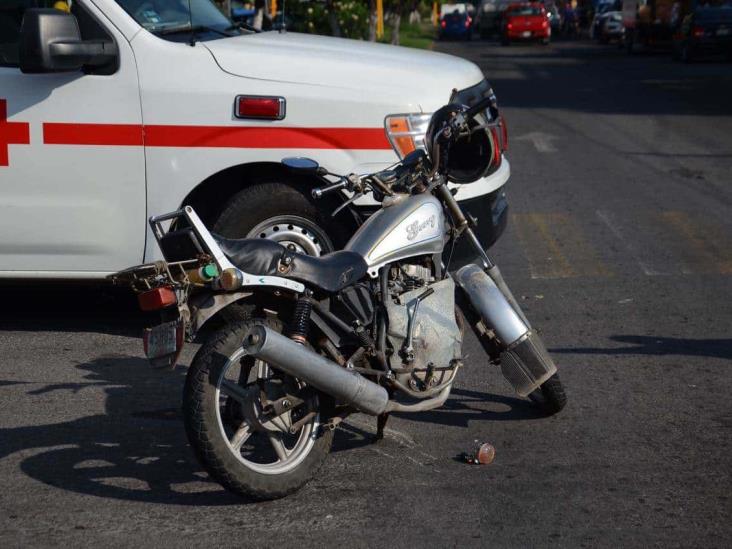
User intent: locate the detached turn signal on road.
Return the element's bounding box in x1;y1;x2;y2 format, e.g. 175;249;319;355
138;287;177;311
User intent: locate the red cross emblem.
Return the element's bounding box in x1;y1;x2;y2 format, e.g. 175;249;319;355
0;99;31;167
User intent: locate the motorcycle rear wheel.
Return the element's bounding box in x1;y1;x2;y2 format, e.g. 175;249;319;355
528;373;567;415
183;317;333;500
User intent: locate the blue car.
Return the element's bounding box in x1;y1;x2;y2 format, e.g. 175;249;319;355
439;10;473;40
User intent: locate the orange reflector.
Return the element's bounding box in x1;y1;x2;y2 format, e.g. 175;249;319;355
387;117;416;158
138;287;177;311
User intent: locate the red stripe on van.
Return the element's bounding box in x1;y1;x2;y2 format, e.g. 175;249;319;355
44;123;144;146
43;123;391;150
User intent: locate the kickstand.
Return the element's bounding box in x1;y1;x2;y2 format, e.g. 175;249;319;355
375;413;390;442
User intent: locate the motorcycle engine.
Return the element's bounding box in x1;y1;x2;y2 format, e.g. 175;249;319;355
385;264;463;393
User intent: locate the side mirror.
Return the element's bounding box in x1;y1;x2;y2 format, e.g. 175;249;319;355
19;9;117;74
282;157;324;174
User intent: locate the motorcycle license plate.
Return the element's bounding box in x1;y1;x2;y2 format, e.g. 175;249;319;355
144;320;180;359
522;31;531;37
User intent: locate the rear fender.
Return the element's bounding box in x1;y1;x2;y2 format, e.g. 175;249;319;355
187;291;253;340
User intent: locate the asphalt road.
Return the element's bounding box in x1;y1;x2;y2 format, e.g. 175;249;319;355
1;40;731;548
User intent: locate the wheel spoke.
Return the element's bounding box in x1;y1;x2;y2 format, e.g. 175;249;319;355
220;379;250;404
229;423;252;451
268;433;290;461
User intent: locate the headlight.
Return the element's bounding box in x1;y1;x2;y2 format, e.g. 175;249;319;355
384;113;432;159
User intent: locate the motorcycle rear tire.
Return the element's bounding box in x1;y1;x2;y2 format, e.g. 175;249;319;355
528;373;567;415
183;318;333;500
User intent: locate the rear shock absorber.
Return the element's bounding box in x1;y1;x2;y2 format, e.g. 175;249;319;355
287;294;313;345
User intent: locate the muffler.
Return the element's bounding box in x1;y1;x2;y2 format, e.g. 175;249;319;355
455;263;557;396
242;324;389;416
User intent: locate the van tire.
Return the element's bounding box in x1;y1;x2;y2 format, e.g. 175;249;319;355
212;181;347;253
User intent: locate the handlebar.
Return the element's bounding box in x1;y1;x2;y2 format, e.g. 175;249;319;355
465;96;494;120
311;180;348;199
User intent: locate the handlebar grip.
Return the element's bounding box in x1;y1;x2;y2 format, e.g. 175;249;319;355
311;180;347;199
465;96;494;120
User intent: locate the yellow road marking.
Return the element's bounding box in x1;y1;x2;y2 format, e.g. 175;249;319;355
512;213;610;279
660;211;732;274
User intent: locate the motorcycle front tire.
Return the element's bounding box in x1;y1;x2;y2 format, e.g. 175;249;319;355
528;373;567;415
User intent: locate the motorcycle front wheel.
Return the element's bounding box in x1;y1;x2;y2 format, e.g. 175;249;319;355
183;317;333;500
528;373;567;415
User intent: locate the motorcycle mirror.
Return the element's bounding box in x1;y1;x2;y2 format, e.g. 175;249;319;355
282;157;321;173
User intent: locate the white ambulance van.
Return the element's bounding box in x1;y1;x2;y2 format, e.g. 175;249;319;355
0;0;510;279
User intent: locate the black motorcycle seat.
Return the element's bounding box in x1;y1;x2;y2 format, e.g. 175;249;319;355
213;234;367;293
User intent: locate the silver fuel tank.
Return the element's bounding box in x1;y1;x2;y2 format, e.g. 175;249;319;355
345;193;446;277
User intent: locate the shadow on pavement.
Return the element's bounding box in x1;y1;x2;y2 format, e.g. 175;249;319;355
0;283;147;337
393;387;544;428
552;335;732;360
0;355;245;506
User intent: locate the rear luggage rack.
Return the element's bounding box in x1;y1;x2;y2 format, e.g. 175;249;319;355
146;206;305;293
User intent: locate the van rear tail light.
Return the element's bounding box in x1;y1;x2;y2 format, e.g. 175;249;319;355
235;95;286;120
138;287;177;311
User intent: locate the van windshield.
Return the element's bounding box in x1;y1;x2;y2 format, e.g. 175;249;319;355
114;0;238;41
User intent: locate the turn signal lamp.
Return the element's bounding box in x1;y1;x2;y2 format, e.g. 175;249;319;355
235;95;286;120
384;113;431;159
219;268;244;291
138;287;177;311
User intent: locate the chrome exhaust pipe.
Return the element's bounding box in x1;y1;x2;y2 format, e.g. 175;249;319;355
242;324;389;416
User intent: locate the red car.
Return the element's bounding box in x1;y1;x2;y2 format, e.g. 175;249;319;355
502;3;551;45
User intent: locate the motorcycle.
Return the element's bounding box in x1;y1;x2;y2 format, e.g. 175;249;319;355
111;93;566;500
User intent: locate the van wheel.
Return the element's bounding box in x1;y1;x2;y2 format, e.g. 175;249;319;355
212;182;340;255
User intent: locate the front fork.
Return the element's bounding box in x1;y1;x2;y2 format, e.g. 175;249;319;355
436;184;557;396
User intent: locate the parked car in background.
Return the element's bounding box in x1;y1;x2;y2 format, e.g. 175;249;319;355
672;5;732;62
501;2;551;45
590;0;621;39
477;0;513;38
440;9;474;40
600;11;625;42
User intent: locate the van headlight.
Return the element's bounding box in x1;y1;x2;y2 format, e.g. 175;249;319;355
384;113;432;158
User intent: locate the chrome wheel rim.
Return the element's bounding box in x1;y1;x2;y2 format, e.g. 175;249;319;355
214;347;319;475
247;215;333;256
